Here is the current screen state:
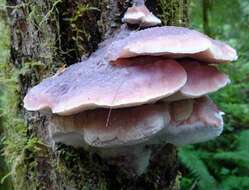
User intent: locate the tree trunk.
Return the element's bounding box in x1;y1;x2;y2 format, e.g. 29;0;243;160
3;0;189;189
202;0;211;36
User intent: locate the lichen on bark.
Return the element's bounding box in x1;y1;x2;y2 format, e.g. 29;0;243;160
2;0;190;189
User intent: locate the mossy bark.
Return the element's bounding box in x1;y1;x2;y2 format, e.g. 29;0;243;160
4;0;189;189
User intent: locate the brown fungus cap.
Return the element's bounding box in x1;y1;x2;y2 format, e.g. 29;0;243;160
179;60;230;97
122;5;161;27
83;103;170;147
164;60;230;101
170;97;222;128
49;96;223;147
108;26;238;63
170;99;194;122
24;56;187;115
162;96;223;145
49;103;170;147
75;97;223;147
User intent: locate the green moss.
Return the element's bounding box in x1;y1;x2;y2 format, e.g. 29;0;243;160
0;2;55;189
0;0;96;188
70;3;100;22
54;144;109;190
1;60;46;157
0;1;15;189
56;0;101;64
174;173;182;190
0;59;49;189
70;3;92;56
0;1;103;188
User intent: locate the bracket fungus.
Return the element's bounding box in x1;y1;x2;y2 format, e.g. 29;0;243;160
24;58;187;115
107;26;237;63
122;1;161;27
24;3;237;174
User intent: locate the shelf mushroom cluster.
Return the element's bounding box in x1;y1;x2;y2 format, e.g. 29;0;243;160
23;3;237;174
24;25;237;147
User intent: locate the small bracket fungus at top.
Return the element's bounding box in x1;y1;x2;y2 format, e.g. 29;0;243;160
23;5;238;174
122;0;161;27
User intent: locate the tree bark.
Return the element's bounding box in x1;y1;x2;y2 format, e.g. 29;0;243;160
202;0;211;36
4;0;189;189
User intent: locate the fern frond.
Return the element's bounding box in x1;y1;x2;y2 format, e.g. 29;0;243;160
237;130;249;151
213;151;249;168
219;176;249;190
178;147;217;190
213;130;249;168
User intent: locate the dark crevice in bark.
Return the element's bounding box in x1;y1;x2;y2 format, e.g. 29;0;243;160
56;0;102;65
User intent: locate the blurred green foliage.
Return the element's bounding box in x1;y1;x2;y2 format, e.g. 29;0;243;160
179;0;249;189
